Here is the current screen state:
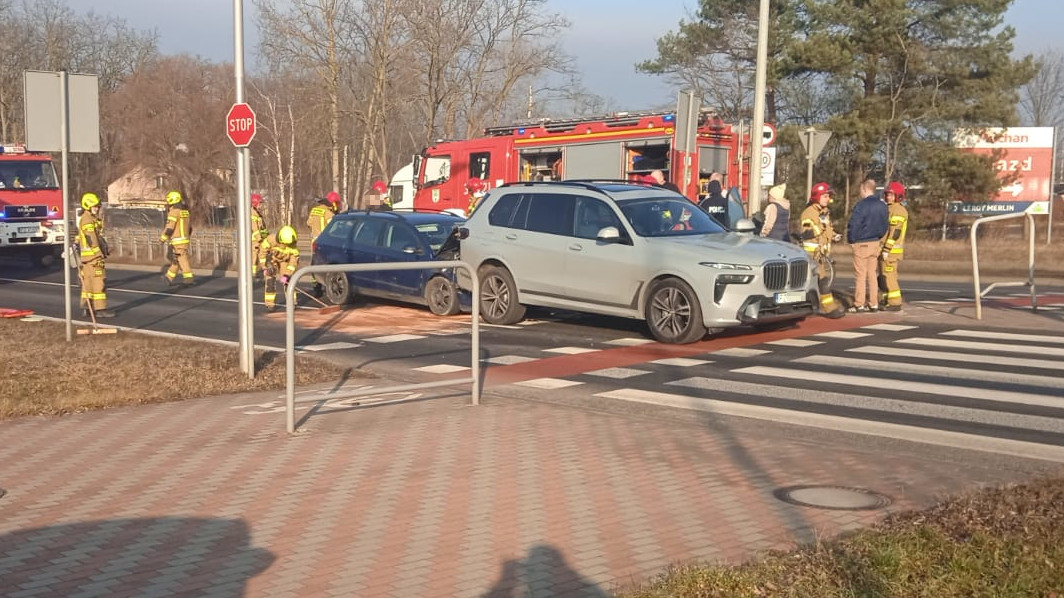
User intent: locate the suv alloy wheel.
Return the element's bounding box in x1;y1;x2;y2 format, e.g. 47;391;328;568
478;264;526;324
644;278;707;344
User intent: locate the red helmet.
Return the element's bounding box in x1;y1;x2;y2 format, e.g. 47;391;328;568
886;181;906;198
465;177;486;194
810;182;832;203
371;180;387;194
250;193;262;208
325;191;341;208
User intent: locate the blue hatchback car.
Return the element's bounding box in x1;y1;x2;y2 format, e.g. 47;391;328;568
311;210;466;315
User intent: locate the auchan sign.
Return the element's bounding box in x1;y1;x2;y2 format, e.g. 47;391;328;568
953;126;1055;211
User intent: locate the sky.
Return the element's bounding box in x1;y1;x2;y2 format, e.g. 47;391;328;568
79;0;1061;110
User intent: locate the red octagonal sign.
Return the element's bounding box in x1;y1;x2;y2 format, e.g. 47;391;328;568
226;103;256;147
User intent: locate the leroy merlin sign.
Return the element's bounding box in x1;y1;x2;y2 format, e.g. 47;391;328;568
952;126;1055;214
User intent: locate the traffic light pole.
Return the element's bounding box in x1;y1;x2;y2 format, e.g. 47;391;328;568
234;0;254;377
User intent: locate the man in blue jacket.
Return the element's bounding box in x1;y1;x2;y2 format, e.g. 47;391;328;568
847;179;889;312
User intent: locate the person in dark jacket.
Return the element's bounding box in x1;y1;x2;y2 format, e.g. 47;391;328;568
847;179;889;312
698;180;728;227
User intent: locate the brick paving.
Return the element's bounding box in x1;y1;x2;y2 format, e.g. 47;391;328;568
0;380;1042;597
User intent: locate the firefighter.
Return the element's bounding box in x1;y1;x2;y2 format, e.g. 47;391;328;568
160;190;194;286
76;192;114;318
799;182;845;319
250;193;268;277
306;191;340;295
879;181;909;311
307;191;340;240
259;225;300;312
370;180;392;210
466;178;487;216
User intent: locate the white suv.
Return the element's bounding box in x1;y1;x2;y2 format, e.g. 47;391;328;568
457;181;819;344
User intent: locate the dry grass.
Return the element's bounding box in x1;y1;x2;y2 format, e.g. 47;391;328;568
0;317;357;419
621;475;1064;597
832;237;1064;278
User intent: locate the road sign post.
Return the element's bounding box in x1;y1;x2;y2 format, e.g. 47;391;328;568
800;127;832;200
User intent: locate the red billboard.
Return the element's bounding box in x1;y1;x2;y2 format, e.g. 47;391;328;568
953;127;1055;211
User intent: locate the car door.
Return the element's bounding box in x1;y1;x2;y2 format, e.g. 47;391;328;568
376;221;426;298
502;192;572;299
563;196;644;309
348;217;388;291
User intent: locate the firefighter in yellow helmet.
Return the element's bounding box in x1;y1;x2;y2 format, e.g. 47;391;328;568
160;190;194;285
879;181;909;311
799;182;845;318
259;225;300;312
76;192;114;318
250;193;268;277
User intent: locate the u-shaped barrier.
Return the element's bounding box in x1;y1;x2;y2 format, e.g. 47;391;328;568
283;261;480;433
970;212;1037;320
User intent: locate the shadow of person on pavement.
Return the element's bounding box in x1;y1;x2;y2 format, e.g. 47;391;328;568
0;516;274;596
482;544;609;598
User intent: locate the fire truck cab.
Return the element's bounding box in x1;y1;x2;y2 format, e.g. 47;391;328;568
398;109;752;217
0;144;65;267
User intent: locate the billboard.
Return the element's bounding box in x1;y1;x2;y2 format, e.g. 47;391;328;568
951;126;1055;215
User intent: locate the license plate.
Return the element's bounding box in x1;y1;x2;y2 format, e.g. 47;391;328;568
17;226;39;234
775;291;804;304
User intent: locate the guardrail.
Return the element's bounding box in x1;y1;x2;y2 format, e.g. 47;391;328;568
105;229;238;266
971;212;1037;320
283;261;480;434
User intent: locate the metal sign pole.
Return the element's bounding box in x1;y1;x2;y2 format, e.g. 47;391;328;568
60;71;72;341
747;0;770;214
234;0;254;377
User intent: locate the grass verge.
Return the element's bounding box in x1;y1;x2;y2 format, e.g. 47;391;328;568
620;475;1064;597
0;317;356;419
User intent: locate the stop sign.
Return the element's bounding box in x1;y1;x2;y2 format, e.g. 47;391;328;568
226;103;256;147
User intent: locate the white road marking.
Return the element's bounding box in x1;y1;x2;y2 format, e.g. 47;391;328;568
850;345;1064;371
585;367;649;379
734;365;1064;409
896;337;1064;357
650;357;712;367
414;364;470;374
365;333;427;343
765;338;824;347
941;329;1064;344
300;342;363;351
514;378;584;389
604;338;656;346
713;347;770;357
797;354;1064;390
482;355;538;365
596;388;1064;462
814;330;873;340
544;346;601;355
860;323;918;332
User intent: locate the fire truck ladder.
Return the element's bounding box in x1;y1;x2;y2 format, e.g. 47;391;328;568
482;108;719;137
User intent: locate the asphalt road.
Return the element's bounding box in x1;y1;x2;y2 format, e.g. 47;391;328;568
5;261;1064;464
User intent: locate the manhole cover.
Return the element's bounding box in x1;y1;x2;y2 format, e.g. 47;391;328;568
774;485;892;511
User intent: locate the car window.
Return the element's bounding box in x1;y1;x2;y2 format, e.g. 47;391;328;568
323;217;356;241
574;197;622;240
352;218;386;246
384;223;419;251
525;193;575;236
620;197;726;237
415;221;462;252
488;194;521;227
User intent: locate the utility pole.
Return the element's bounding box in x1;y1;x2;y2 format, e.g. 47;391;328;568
748;0;770;215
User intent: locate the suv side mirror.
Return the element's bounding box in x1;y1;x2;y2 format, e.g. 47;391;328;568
733;218;757;234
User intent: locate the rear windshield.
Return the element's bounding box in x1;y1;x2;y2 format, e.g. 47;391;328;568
618;197;727;237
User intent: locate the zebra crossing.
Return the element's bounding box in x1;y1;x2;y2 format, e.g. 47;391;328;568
503;324;1064;463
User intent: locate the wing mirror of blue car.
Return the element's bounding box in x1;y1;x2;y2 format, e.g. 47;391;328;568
733;218;757;234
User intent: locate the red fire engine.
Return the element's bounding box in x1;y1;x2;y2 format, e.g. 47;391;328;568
0;144;65;267
396;109;755;215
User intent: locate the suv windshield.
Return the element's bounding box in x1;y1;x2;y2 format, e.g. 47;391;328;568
618;197;727;237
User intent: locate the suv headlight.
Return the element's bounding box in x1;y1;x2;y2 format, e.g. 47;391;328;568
700;262;754;284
